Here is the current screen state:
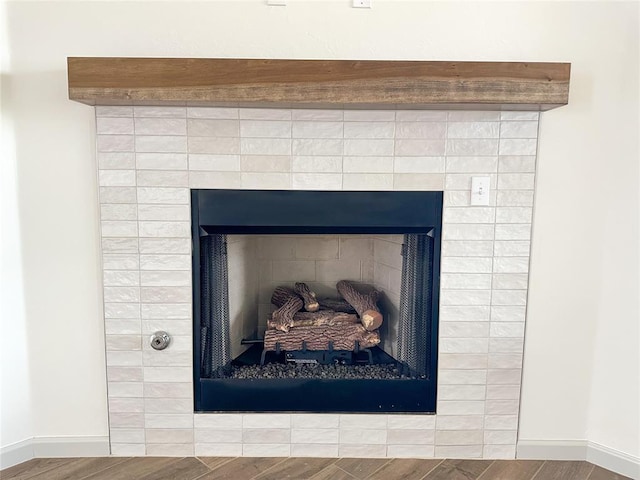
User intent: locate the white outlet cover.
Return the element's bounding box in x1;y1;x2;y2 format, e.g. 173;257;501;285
471;176;491;206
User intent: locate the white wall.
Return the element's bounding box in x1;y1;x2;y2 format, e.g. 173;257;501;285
2;0;638;462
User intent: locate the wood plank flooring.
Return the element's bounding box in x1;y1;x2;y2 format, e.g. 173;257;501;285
1;457;631;480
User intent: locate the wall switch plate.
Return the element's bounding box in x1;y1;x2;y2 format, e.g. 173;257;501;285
471;176;491;206
353;0;372;8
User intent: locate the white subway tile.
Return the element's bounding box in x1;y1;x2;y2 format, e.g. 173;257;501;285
189;171;241;189
338;444;386;457
340;429;386;444
97;135;134;152
487;369;522;385
448;111;500;122
441;257;493;274
135;118;186;136
344;110;395;121
395;139;445;156
446;156;498;173
104;303;140;319
141;303;191;318
107;381;142;397
439;354;487;370
445;173;497;191
292;109;343;121
188;119;239;137
435;430;483;445
104;271;140;287
489;337;524;354
102;238;138;254
101;204;137;221
494;241;531;257
439;338;489;354
444;207;495;224
442;241;494;257
107;366;143;382
136;136;187;153
143;366;191;383
443;224;494;241
440;306;490;322
491;306;527;323
240;120;291;138
241;172;291;189
240;138;291;155
437;401;485;415
145;428;193;444
242;444;290;457
292;121;342;138
104;287;141;303
109;397;144;413
195;429;242;443
136;171;188;187
137;205;189;221
243;428;290;443
96;106;133;117
393;174;445;190
111;444;145;456
439;370;487;385
188;107;238;119
387;429;434;445
100;187;137;204
500;112;539;121
188;154;240;171
343;156;393;173
496;207;532;224
292;156;342;173
292;138;343;156
134;106;186;118
194;414;242;428
291;444;339;457
291;428;339;444
143;382;191;398
243;414;291;428
106;336;142;352
188;136;240;155
485;399;520;415
500;121;538;139
137;187;189;204
448;122;499;139
484;430;517;445
484;415;518;430
97;117;134;135
446;139;498;156
292;173;342;190
492;274;528;290
101;221;138;237
340;414;387;429
140;286;190;303
146;444;193;456
493;257;529;273
239;108;291;120
343;173;393;190
139;221;190;238
107;351;142;366
344;121;394;139
98;152;136;170
241;155;290;172
486;385;521;400
291;414;340;429
441;273;492;290
499;139;537;155
136;153;188;170
492;290;527;306
195;443;242;456
490;323;525;340
496;191;534;207
344;139;394;156
110;413;144;428
436;415;484;430
395;122;446;139
394;156;445;173
139;238;190;255
140;271;191;287
387;415;435;429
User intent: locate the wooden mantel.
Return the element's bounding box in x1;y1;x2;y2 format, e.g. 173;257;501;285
67;58;570;111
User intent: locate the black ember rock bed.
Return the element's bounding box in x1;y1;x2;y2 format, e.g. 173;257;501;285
227;362;419;380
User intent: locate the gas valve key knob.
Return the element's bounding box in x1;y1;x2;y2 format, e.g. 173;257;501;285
150;331;171;350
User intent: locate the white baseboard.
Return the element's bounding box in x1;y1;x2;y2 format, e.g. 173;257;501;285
517;440;640;479
587;441;640;480
1;436;110;470
0;438;34;470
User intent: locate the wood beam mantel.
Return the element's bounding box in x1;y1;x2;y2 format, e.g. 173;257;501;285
67;58;570;111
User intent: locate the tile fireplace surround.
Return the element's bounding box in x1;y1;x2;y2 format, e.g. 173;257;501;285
96;105;539;459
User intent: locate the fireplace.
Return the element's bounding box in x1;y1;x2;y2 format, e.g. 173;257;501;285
192;190;442;413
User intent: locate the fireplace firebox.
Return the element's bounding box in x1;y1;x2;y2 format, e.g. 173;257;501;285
192;189;442;413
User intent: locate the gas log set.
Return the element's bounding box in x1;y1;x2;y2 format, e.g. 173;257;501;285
261;280;384;366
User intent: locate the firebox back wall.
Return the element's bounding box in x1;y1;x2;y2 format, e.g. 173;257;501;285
97;106;538;458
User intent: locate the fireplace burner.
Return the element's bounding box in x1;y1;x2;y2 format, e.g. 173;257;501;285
192;189;442;413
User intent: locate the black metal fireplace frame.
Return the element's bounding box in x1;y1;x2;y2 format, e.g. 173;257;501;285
192;189;442;413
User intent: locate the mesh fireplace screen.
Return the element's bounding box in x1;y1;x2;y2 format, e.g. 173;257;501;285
199;234;231;377
397;233;434;377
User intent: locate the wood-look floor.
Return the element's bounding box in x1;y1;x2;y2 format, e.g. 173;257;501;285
1;457;631;480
